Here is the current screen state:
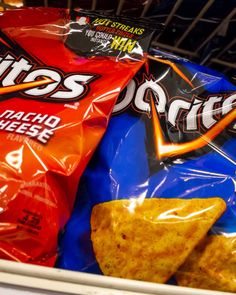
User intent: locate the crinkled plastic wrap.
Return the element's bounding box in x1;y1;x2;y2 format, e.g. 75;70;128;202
58;49;236;293
0;7;158;266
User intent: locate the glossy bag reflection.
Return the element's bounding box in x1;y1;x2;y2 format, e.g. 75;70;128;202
58;50;236;292
0;7;156;266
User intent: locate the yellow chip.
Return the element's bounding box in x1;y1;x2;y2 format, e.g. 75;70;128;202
176;237;229;291
176;235;236;292
90;197;226;283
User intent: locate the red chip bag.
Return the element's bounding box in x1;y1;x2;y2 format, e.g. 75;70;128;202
0;7;160;266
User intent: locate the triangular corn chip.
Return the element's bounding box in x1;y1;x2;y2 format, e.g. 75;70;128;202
176;235;236;292
90;198;226;283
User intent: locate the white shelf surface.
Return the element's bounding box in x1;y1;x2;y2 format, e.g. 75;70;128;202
0;260;232;295
0;285;60;295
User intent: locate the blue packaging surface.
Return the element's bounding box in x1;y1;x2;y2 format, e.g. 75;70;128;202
58;50;236;292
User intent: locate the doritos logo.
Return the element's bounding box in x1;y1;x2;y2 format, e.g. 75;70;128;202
0;53;96;102
0;32;98;144
113;62;236;159
150;94;236;159
114;77;236;132
0;33;97;102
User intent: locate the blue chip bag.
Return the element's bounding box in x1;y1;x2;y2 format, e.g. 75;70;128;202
58;49;236;292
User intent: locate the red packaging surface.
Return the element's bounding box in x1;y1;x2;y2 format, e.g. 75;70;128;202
0;7;156;266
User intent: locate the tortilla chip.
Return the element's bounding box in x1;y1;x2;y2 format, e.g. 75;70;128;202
176;235;236;292
90;198;226;283
176;237;229;291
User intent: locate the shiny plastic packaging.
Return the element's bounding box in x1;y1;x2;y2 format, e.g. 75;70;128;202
0;7;157;266
58;49;236;292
